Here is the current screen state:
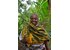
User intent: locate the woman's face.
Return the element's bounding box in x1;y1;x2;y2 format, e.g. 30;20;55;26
30;15;38;26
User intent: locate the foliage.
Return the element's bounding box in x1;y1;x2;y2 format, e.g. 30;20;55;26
18;0;51;35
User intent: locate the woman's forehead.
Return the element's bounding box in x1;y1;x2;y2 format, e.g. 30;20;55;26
31;15;38;18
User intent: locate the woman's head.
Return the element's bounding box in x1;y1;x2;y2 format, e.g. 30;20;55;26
30;14;38;26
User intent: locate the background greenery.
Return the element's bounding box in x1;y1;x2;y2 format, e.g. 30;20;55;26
18;0;51;35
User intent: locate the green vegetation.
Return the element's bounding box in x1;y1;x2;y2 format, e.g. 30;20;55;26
18;0;51;35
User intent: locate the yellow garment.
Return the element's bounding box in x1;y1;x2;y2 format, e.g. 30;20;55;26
26;33;33;44
21;23;49;46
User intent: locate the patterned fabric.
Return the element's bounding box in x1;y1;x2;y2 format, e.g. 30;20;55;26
20;43;45;50
21;23;49;47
